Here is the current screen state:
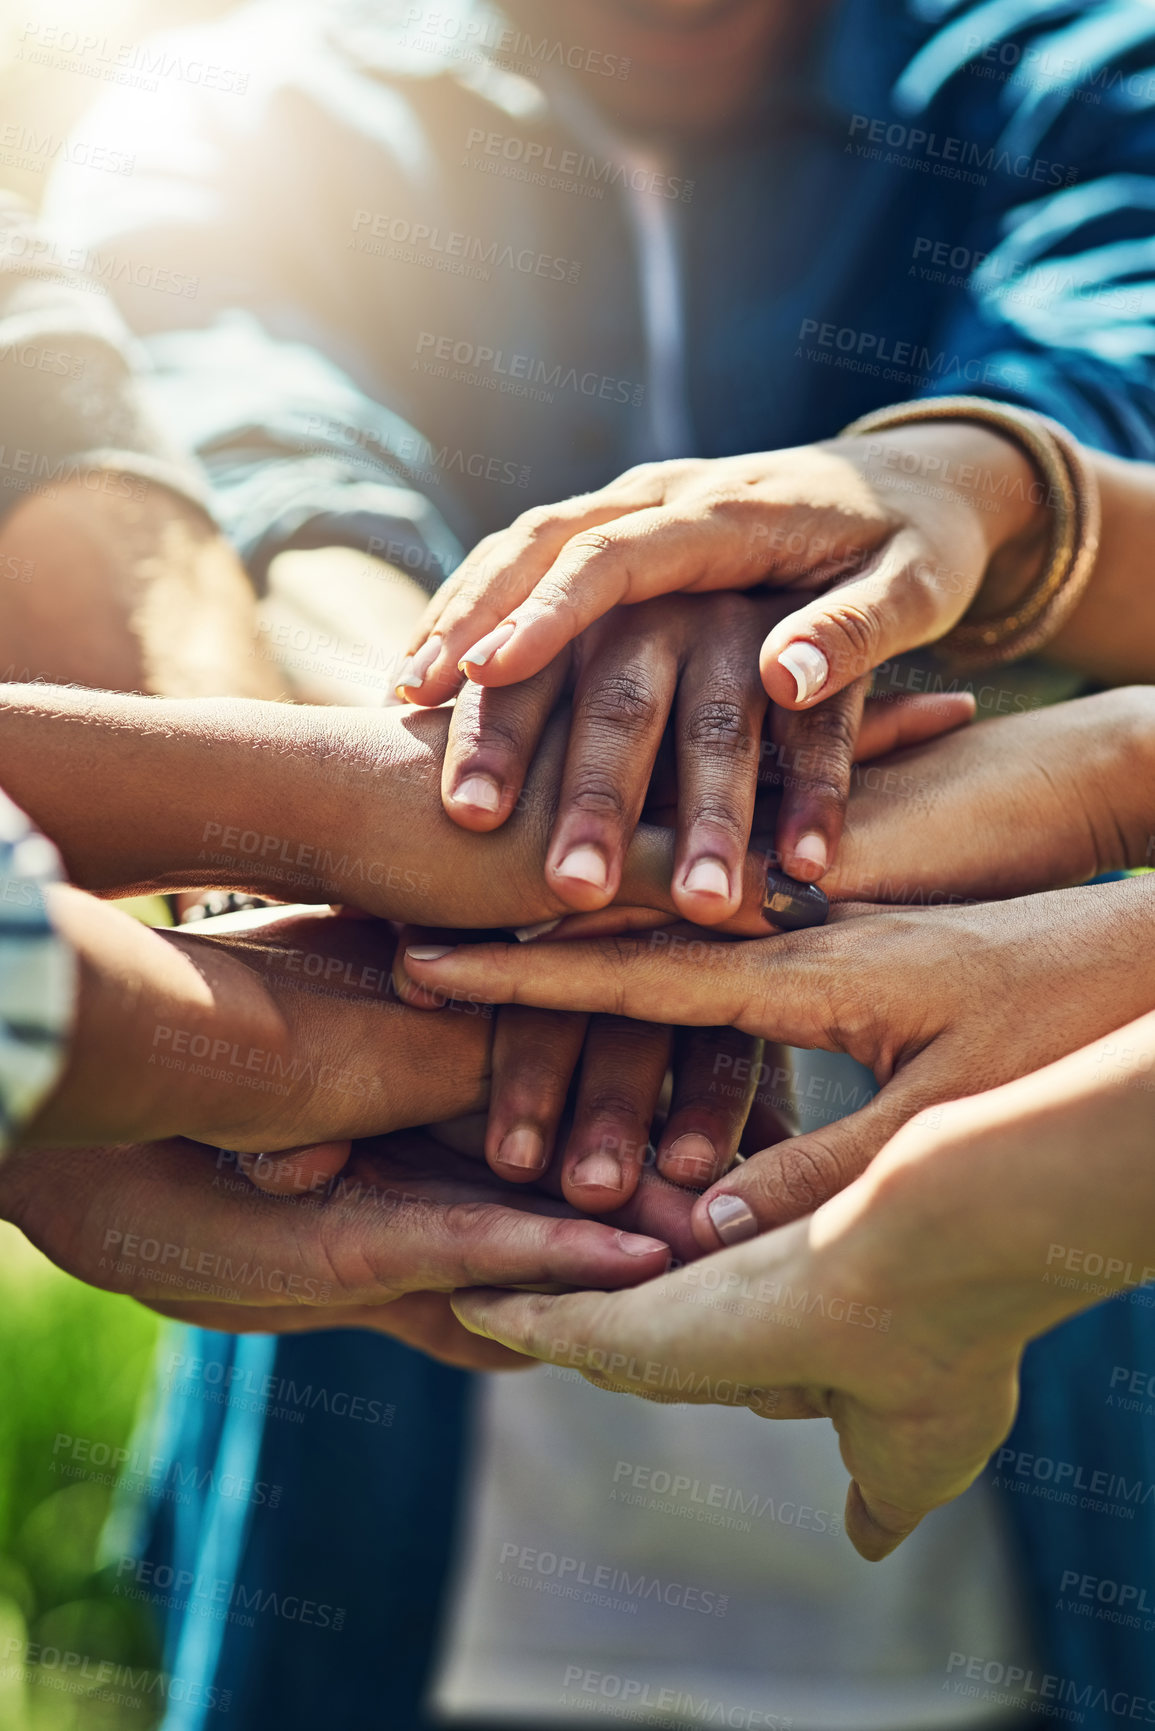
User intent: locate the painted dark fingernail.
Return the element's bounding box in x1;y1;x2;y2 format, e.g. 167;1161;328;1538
706;1194;759;1244
762;867;829;931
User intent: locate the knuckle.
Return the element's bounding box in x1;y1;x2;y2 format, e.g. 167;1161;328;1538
564;774;628;822
684;697;755;754
580;671;660;732
821;602;880;667
562;527;622;566
579;1084;649;1127
772;1139;841;1218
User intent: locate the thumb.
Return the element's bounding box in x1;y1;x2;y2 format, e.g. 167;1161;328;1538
843;1478;927;1562
760;529;972;710
691;1079;926;1248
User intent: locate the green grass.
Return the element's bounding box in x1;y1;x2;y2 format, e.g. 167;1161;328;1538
0;1223;164;1730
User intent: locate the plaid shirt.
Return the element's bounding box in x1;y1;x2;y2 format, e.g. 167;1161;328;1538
0;788;74;1155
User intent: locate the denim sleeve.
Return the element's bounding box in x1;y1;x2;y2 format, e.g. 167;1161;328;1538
0;194;209;524
139;316;465;597
895;0;1155;456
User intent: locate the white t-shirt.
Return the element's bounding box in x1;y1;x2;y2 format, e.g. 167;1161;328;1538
432;1054;1037;1731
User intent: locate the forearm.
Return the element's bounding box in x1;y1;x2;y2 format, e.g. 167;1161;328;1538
836;1009;1155;1355
1047;451;1155;683
0;480;283;698
25;885;291;1145
828;687;1155;903
0;687;369;899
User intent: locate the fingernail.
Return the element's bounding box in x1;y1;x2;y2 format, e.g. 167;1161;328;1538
572;1152;622;1191
683;857;731;901
555;846;608;890
762;867;829;931
778;641;829;704
406;944;456;961
616;1231;669;1258
453;774;501;813
706;1194;759;1245
790;831;828;880
497;1126;545;1171
459;619;516;673
513;918;561;942
661;1132;718;1184
395;636;442;697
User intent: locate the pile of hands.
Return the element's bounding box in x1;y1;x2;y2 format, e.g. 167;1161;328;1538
8;436;1155;1560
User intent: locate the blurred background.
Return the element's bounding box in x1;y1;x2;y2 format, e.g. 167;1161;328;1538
1;2;232;1721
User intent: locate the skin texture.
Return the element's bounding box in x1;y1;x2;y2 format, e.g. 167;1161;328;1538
398;427;1048;879
399;691;1155;1243
451;1012;1155;1556
0;1130;698;1371
435;590;977;924
0;478;282;698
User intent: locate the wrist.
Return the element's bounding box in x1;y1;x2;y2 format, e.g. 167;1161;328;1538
27;888;291;1146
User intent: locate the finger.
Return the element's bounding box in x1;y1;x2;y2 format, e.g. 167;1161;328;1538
236;1141;353;1196
562;1016;672;1210
456;509;778;690
771;677;869;882
441;653;569;830
691;1076;933;1248
760;529;968;711
843;1477;928;1562
546;620;679;909
672;603;768;922
656;1027;762;1188
151;1291;536;1369
400;926;841;1045
399;490;657;704
853;691;976;762
740;1043;799;1152
486;1005;589;1182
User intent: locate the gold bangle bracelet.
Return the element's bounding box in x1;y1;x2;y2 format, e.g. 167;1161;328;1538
840;395;1101;668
